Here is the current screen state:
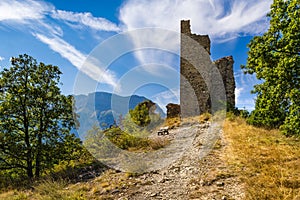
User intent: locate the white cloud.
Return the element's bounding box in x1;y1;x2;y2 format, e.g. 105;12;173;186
0;0;52;22
0;0;120;88
0;0;62;37
126;29;180;75
152;89;180;113
52;10;120;32
235;85;255;111
118;0;272;110
119;0;272;39
235;87;243;105
236;97;255;111
34;34;117;88
234;70;262;111
0;56;4;61
118;0;272;77
34;34;85;68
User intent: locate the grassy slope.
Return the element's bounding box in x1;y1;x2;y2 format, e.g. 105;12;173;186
1;117;300;199
223;117;300;199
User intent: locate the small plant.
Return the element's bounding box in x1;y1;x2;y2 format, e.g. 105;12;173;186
34;178;68;199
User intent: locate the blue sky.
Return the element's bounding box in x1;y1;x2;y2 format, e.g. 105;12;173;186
0;0;273;111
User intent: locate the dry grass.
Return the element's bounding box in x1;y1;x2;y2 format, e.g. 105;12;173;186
198;112;212;123
149;137;171;150
0;169;138;200
223;117;300;200
182;112;212;125
2;116;300;199
164;113;211;129
164;117;181;129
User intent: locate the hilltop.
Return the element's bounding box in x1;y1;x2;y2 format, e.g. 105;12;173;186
1;116;300;199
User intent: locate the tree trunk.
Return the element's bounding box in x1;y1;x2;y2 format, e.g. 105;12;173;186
25;125;33;179
26;162;34;179
35;134;42;178
35;107;45;178
23;95;33;179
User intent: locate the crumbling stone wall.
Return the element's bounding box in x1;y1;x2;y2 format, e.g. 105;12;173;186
214;56;235;110
180;20;235;116
180;21;211;54
166;103;180;118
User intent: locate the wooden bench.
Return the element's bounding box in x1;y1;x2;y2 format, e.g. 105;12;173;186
157;126;169;136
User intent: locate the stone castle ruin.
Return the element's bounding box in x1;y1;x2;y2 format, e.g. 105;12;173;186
175;20;235;118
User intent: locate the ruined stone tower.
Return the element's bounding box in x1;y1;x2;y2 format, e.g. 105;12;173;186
180;20;235;117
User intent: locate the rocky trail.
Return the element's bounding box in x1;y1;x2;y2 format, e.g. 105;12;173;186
78;122;244;200
99;122;245;200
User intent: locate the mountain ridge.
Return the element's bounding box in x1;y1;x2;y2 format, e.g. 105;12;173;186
74;92;165;137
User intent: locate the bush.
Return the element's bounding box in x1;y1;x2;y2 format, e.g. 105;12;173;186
103;127;150;150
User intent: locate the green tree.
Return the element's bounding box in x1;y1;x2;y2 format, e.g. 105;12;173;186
242;0;300;135
0;54;82;179
129;100;156;127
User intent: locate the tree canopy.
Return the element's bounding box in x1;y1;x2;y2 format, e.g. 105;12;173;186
0;54;82;179
129;100;156;127
242;0;300;135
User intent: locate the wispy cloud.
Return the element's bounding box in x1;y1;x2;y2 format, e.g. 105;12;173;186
0;0;119;88
119;0;272;40
51;10;120;32
0;0;62;37
34;33;117;87
34;33;86;68
118;0;272;78
152;89;179;112
0;0;52;23
0;56;4;61
118;0;271;110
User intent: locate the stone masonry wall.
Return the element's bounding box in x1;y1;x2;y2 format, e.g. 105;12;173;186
166;103;180;118
214;56;235;110
180;20;235;116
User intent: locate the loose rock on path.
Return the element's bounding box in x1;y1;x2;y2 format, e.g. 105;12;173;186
106;122;245;199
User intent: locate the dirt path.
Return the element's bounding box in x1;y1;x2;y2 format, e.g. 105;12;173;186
108;122;245;200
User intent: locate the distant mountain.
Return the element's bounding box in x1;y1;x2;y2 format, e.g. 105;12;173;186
74;92;165;138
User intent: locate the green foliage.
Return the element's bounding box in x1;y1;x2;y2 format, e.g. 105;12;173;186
129;100;155;127
239;109;250;119
84;126;150;152
103;127;149;150
127;100;163;133
85;101;164;152
242;0;300;135
232;108;249;118
0;54;82;180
